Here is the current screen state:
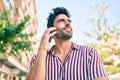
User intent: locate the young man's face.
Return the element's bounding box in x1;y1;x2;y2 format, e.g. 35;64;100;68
53;14;73;40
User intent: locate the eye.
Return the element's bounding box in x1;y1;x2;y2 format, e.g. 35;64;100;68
58;19;65;23
68;19;72;23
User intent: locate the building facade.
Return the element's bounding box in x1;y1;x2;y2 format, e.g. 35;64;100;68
0;0;38;80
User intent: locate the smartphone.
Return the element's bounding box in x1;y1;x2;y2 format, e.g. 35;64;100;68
49;30;56;42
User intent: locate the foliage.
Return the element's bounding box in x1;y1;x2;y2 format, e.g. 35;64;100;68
100;51;109;62
0;10;33;60
16;70;27;78
105;65;120;74
84;3;120;43
84;2;120;74
116;51;120;58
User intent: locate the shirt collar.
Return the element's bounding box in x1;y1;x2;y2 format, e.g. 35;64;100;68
48;42;79;55
71;42;79;50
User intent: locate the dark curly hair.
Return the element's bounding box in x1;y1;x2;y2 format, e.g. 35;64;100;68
47;7;71;28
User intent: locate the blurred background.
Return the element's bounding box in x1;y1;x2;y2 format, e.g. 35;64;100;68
0;0;120;80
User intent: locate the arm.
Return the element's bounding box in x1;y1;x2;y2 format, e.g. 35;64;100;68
26;50;47;80
26;27;57;80
93;76;108;80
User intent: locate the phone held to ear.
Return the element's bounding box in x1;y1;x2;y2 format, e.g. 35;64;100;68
49;30;56;42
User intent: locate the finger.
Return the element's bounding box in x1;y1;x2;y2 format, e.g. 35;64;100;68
49;30;57;37
45;27;57;34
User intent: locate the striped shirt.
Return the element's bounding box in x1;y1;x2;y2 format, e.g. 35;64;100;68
29;42;107;80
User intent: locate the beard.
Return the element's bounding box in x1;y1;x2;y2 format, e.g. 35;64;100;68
55;26;73;40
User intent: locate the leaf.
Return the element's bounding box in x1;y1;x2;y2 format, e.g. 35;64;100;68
0;9;33;61
24;15;30;22
96;22;102;31
103;18;107;25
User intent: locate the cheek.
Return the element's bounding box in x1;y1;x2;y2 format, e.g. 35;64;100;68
56;23;65;29
56;28;63;34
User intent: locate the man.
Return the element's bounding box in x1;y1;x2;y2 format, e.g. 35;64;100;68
26;7;108;80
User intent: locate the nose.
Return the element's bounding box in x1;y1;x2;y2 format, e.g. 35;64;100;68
65;20;71;26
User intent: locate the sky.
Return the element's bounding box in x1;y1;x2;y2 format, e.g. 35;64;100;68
35;0;120;45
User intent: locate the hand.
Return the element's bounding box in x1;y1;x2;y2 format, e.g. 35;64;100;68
39;27;57;51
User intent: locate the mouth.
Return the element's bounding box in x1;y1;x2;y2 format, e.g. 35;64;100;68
63;26;72;33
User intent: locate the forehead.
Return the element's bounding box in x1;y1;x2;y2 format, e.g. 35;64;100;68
54;14;69;21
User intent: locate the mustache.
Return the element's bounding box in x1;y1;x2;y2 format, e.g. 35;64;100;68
62;26;72;30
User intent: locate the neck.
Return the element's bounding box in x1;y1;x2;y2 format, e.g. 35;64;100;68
54;39;72;55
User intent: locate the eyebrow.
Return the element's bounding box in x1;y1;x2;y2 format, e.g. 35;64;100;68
57;18;72;23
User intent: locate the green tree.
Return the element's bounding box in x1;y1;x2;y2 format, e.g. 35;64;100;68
0;10;33;61
84;2;120;54
84;2;120;74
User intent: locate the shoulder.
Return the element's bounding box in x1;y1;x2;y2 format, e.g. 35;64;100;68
73;42;94;52
73;42;98;55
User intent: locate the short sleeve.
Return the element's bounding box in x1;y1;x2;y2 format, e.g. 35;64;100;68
88;48;107;79
28;54;37;72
